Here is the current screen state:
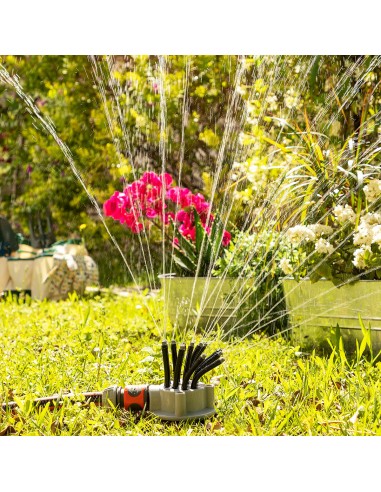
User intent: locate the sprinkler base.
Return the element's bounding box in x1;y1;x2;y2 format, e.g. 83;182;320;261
101;382;216;421
148;383;215;421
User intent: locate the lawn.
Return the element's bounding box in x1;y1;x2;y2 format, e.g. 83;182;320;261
1;291;381;436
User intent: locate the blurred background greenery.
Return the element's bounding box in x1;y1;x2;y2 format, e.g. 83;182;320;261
1;55;381;285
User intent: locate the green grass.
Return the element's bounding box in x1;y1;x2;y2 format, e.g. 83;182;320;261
1;291;381;436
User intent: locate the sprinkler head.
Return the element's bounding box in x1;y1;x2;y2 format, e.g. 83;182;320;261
101;341;224;421
152;340;223;420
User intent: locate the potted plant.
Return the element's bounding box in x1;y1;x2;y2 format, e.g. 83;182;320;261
279;177;381;352
103;171;245;332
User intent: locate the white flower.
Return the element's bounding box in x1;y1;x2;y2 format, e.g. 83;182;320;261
314;238;335;255
308;224;334;237
371;224;381;245
333;204;356;224
364;179;381;203
365;71;377;86
266;94;278;112
246;102;256;115
353;246;371;270
286;225;316;246
279;258;293;275
360;212;381;226
353;223;373;246
247;117;259;125
284;88;301;109
248;164;258;174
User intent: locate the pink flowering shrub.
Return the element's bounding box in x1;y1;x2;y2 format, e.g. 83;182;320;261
103;171;231;275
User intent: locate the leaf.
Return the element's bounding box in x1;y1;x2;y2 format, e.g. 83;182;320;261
141;346;154;354
349;406;364;424
206;213;224;267
140;355;154;364
173;250;196;274
309;55;321;91
316;262;333;281
309;272;322;283
172;225;196;262
261;136;291;153
206;420;224;432
199;128;220;147
193;209;205;256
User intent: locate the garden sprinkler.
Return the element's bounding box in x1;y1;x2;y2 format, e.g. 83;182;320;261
1;341;224;421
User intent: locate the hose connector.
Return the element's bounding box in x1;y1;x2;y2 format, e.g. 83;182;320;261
102;384;148;411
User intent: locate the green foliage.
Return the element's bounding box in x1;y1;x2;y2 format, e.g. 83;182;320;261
230;55;381;229
171;210;227;276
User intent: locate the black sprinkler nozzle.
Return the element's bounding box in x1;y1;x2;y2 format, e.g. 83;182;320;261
172;343;186;389
183;342;194;377
194;349;223;375
171;340;177;378
181;353;206;390
191;357;225;389
190;342;207;366
161;340;171;388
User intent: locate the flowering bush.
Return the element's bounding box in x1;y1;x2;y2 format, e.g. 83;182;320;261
103;171;231;276
279;179;381;284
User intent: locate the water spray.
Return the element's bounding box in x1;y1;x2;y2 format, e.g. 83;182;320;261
1;341;224;421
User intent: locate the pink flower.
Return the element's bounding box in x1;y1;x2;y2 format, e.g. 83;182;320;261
161;173;173;187
164;212;175;225
146;208;158;219
104;171;232;248
192;193;210;215
222;230;231;247
175;209;192;226
179;224;196;241
141;171;162;187
127;181;146;201
103;191;126;220
146;186;161;203
130;221;144;233
122;208;144;233
166;187;192;207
